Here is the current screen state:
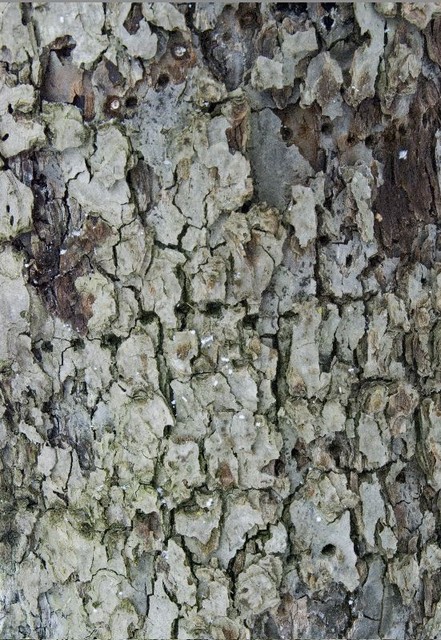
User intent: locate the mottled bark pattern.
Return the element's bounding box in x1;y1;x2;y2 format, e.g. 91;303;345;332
1;2;441;639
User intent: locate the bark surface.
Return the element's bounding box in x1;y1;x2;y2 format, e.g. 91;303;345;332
1;2;441;639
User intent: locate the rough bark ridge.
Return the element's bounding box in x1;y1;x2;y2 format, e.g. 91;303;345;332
1;2;441;639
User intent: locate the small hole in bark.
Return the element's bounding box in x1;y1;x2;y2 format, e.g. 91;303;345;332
203;102;217;114
71;338;84;351
139;311;157;325
7;104;13;114
42;401;53;415
21;5;31;25
6;204;10;213
125;96;138;108
243;314;258;329
72;95;85;111
321;543;336;556
291;442;309;468
34;173;47;189
274;459;285;476
368;254;382;268
101;333;122;351
12;231;30;251
322;15;334;30
171;44;189;60
9;215;14;226
241;200;253;213
41;341;54;353
56;45;74;61
328;441;341;464
2;133;9;141
205;302;223;316
49;36;77;61
156;74;170;90
345;254;353;268
321;122;332;135
281;126;292;141
396;470;406;483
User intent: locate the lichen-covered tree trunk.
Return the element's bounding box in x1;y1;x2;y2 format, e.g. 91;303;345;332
2;2;441;638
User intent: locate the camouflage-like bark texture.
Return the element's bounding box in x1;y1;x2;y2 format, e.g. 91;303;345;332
1;2;441;638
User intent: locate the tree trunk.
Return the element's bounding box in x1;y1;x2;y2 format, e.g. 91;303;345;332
2;2;441;638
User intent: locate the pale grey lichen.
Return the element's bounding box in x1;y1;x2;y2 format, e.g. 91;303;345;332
301;51;344;119
2;3;441;639
346;3;385;107
42;103;89;152
0;170;33;241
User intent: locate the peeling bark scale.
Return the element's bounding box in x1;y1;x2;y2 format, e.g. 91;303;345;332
1;2;441;639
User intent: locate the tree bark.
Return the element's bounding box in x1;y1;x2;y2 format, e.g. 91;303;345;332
1;2;441;639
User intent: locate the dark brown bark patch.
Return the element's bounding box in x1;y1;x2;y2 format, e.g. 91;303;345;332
373;80;441;257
